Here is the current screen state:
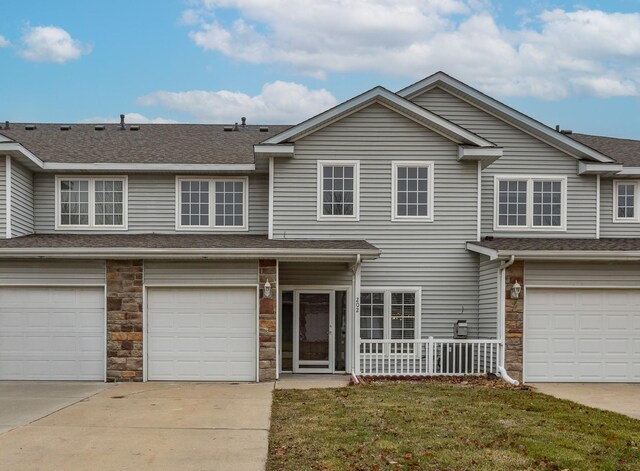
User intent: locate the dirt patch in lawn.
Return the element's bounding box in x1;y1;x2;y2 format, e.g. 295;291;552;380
268;382;640;470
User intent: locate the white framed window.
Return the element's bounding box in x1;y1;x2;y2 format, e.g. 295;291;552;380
391;161;434;222
494;176;567;231
613;180;639;223
359;288;421;343
55;176;128;230
176;176;248;231
317;160;360;221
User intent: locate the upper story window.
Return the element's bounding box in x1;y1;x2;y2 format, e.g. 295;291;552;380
176;176;248;231
392;161;434;222
56;176;127;230
495;176;566;231
317;161;359;221
614;181;639;222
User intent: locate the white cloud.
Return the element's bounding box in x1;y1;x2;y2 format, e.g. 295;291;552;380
82;113;178;124
0;35;10;48
184;1;640;99
19;26;91;63
137;81;337;123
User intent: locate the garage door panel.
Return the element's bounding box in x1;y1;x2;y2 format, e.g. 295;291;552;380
525;288;640;382
147;287;256;381
0;286;104;380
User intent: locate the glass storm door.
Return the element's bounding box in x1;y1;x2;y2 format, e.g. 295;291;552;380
294;291;334;373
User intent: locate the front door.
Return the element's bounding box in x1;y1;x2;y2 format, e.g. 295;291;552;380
294;291;334;373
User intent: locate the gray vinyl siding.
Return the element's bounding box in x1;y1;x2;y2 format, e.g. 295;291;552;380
526;261;640;287
144;260;259;286
411;87;597;238
33;173;268;234
273;103;480;338
599;178;640;237
478;257;499;339
279;262;352;286
0;259;105;285
10;159;34;237
0;157;5;238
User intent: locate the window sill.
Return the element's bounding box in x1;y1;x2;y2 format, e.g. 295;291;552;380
55;226;128;231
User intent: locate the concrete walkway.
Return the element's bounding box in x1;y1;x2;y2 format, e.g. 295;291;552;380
533;383;640;420
0;382;273;471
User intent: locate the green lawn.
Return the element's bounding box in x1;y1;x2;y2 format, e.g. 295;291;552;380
268;380;640;470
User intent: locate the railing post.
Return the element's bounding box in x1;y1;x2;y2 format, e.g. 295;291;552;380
427;336;434;374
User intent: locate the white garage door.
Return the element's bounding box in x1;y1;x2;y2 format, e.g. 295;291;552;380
525;288;640;382
0;286;105;380
147;287;257;381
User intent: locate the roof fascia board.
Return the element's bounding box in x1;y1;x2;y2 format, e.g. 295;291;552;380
465;243;499;260
253;144;295;158
458;146;503;168
615;167;640;177
41;163;256;171
263;86;494;147
397;74;615;164
0;247;381;260
0;142;44;168
466;242;640;261
577;161;624;175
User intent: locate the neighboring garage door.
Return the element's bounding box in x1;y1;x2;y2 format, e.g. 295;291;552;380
147;287;257;381
0;286;105;380
525;288;640;382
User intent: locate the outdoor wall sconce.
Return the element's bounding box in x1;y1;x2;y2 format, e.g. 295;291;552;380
263;279;272;299
510;280;522;299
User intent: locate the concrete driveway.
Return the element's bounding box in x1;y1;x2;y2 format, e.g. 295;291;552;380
533;383;640;420
0;381;273;471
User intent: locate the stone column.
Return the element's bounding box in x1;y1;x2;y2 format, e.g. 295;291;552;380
258;259;277;381
106;260;144;382
504;261;524;382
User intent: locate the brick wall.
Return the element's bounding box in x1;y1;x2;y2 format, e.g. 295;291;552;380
504;261;524;382
259;259;277;381
106;260;144;382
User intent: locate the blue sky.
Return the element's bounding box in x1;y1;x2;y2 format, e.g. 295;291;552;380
1;0;640;138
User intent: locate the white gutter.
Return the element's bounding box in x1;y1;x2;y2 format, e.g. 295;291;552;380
42;163;256;172
596;175;601;240
5;156;11;239
498;255;520;386
0;247;381;260
466;243;640;261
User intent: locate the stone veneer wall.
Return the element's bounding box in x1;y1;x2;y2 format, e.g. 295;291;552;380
504;261;524;382
259;259;277;381
106;260;144;382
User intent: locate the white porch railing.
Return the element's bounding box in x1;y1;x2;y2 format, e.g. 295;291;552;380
359;338;502;376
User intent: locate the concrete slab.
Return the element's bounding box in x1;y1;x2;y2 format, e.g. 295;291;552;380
0;382;112;434
0;382;273;470
276;374;350;389
532;383;640;420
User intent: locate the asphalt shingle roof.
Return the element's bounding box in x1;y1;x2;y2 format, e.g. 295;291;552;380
0;233;378;252
471;237;640;252
570;133;640;167
0;123;291;164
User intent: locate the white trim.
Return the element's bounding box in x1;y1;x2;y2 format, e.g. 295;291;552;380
44;162;255;171
526;284;640;289
254;144;294;158
612;180;640;223
466;243;499;260
477;160;481;241
55;175;129;231
5;156;11;239
293;289;335;373
493;175;567;232
615;167;640;177
175;176;249;232
0;142;44;168
317;160;361;221
577;161;623;175
358;286;422;343
390;161;434;222
397;73;614;163
596;175;600;238
268;157;274;239
466;244;640;261
263;86;495;147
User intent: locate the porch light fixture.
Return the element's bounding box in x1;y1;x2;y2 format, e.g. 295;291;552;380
510;280;522;299
263;279;272;299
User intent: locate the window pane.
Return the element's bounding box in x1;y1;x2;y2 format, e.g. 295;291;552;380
532;179;562;227
617;183;636;219
322;165;355;216
180;180;209;226
94;179;125;226
214;180;245;227
391;292;416;342
359;292;385;341
59;179;90;226
396;165;429;218
497;180;527;226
